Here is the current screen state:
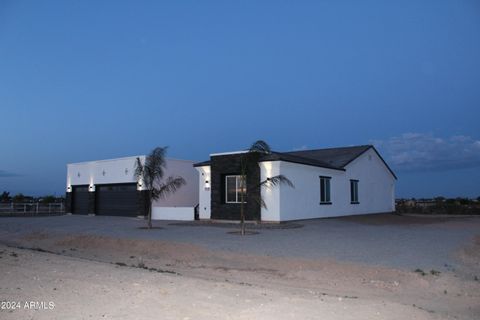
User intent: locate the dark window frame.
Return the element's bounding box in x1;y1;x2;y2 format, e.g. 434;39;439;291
225;175;246;204
350;179;359;204
319;176;332;205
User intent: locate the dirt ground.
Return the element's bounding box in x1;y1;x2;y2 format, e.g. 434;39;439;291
0;214;479;319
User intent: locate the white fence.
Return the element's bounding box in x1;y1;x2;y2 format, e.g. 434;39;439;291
0;202;65;215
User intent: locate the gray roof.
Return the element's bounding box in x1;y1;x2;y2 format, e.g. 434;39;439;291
193;145;396;179
284;145;372;168
259;151;342;171
192;160;211;167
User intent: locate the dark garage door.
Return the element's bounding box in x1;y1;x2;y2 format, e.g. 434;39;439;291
96;183;138;217
72;186;89;214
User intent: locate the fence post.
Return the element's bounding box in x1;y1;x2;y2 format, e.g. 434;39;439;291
24;204;26;213
48;203;51;213
36;203;39;214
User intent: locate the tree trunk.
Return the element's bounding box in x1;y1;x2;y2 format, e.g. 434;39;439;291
239;160;247;236
240;188;245;236
147;191;152;229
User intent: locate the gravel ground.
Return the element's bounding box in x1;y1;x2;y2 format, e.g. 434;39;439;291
0;214;478;270
1;214;479;319
0;245;439;320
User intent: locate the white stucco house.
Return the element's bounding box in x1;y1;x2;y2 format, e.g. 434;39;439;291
66;156;199;220
194;145;396;222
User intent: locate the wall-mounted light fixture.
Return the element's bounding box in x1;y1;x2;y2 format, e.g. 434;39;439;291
66;186;72;192
204;179;210;191
88;184;95;192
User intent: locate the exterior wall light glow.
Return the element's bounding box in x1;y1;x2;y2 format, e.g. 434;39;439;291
204;179;210;191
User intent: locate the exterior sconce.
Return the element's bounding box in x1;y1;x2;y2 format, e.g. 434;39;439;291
88;184;95;192
204;180;210;191
66;186;72;193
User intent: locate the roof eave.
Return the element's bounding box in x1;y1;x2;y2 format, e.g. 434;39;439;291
193;161;211;167
258;158;345;171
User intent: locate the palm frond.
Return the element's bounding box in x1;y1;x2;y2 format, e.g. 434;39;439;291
146;147;168;180
249;193;267;209
248;140;271;154
153;176;186;200
242;140;271;169
259;174;294;189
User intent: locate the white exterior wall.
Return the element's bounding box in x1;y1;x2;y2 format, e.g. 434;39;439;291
150;159;199;209
152;207;195;220
260;148;396;221
259;161;281;221
195;166;211;219
67;156;199;220
343;148;396;214
67;156;145;189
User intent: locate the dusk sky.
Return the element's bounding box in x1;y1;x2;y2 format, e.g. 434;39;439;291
0;1;479;198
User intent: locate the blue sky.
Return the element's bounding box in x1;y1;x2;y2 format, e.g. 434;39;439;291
0;1;479;198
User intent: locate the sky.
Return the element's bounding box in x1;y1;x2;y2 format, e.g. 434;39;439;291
0;0;479;198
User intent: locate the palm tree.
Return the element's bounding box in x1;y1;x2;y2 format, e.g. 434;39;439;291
238;140;294;235
134;147;186;229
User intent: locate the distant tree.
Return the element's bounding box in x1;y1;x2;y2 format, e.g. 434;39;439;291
445;198;456;205
13;193;25;203
237;140;294;235
457;197;470;205
134;147;186;229
0;191;11;202
41;195;56;204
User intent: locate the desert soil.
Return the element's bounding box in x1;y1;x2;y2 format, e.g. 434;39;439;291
0;214;479;319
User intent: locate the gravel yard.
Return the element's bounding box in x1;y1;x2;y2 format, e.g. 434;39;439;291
0;213;477;270
0;213;479;319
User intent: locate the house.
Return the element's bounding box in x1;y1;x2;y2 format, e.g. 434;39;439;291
194;145;396;222
65;156;199;220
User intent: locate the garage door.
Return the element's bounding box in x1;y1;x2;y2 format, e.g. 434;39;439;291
96;183;138;217
72;186;89;214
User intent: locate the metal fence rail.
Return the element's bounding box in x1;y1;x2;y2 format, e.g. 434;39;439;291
0;202;65;215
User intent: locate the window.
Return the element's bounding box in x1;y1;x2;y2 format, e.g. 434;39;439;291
320;176;331;204
225;175;246;203
350;180;359;204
